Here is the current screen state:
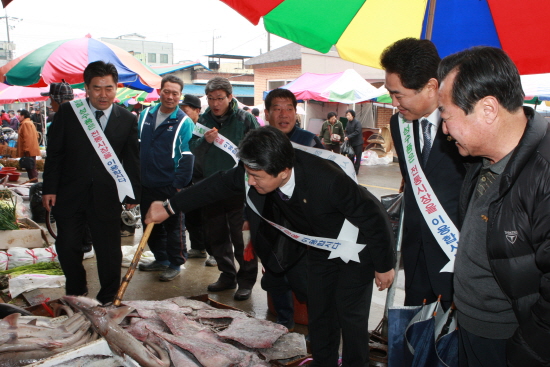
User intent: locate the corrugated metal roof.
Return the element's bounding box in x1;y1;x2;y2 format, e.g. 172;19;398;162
152;62;209;75
245;43;301;66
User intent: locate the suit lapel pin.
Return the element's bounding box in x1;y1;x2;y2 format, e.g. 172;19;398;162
303;199;307;203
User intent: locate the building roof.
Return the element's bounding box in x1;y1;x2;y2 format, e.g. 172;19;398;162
245;43;301;66
183;84;253;97
152;61;209;75
205;54;253;60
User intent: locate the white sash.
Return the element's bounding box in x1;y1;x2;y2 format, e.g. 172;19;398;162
70;100;135;202
291;142;358;183
244;141;367;263
192;122;239;166
398;116;458;272
244;180;365;263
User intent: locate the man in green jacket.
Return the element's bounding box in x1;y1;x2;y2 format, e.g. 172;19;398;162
319;112;344;153
189;77;259;300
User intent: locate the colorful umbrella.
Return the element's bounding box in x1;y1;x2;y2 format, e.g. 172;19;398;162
0;35;161;91
221;0;550;75
115;87;160;104
0;84;86;104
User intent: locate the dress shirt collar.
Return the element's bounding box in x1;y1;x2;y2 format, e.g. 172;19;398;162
88;101;113;130
278;168;295;198
422;108;441;129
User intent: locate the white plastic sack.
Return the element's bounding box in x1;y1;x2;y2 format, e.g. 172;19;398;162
33;246;59;263
9;274;66;298
361;150;393;166
6;247;36;269
6;246;60;269
13;194;28;219
121;244;156;268
0;251;7;271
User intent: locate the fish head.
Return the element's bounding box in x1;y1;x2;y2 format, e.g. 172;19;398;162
63;296;102;314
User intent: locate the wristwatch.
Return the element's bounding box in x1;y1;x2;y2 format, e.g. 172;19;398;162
162;200;175;216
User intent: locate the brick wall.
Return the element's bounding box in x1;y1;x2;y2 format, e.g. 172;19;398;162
253;65;302;105
376;106;394;129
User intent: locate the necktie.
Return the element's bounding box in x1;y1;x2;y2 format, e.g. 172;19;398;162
421;119;432;166
95;110;104;130
276;188;290;201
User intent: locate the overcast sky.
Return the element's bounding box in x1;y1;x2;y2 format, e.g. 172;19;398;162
2;0;291;63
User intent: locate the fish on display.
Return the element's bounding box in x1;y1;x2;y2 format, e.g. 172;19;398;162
218;317;288;349
0;303;33;318
49;354;126;367
62;296;170;367
0;311;99;367
0;295;307;366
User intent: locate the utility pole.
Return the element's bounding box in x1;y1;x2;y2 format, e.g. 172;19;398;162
212;29;221;54
267;32;271;52
0;10;21;61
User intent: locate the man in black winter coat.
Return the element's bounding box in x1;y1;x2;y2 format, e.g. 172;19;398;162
438;46;550;367
145;126;396;367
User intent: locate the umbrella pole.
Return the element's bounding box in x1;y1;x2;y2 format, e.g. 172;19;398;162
425;0;438;40
113;222;155;307
381;199;405;338
304;100;308;130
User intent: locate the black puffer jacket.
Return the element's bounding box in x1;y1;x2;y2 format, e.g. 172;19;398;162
459;108;550;366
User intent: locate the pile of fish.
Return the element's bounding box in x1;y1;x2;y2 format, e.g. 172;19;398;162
0;304;100;367
0;295;308;367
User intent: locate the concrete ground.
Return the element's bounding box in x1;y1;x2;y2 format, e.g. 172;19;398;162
72;161;406;333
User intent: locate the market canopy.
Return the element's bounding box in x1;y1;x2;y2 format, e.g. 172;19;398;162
221;0;550;75
0;35;161;92
0;84;86;104
521;73;550;101
280;69;384;103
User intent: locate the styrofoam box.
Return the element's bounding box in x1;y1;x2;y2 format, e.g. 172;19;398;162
0;217;44;249
26;338;139;367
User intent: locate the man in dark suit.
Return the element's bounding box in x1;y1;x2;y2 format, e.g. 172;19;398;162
145;126;395;367
381;38;467;309
42;61;141;305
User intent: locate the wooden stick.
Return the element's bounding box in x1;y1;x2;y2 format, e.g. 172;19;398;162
113;222;155;307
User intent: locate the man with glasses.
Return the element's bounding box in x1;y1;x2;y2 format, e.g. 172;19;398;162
137;75;194;282
189;77;259;300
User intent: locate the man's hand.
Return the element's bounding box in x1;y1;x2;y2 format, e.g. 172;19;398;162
344;136;349;141
125;204;137;210
42;194;56;212
145;201;169;224
374;269;395;291
204;128;218;144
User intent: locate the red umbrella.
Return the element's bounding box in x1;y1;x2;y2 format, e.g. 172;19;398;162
221;0;550;75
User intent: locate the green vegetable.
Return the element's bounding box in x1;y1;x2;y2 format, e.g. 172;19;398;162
0;194;18;230
0;262;63;276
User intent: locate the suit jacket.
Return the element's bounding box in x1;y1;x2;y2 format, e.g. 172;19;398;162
172;150;396;273
390;113;466;297
43;100;141;220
